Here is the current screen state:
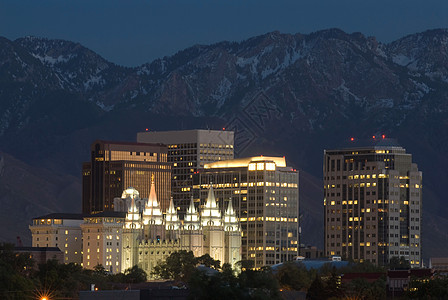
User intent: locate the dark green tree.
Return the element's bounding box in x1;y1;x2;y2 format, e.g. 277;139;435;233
236;259;255;271
238;266;282;300
306;275;327;300
152;250;197;282
0;244;35;299
389;256;410;270
196;253;221;269
324;268;343;298
275;261;312;291
188;266;243;300
123;265;147;283
407;276;448;299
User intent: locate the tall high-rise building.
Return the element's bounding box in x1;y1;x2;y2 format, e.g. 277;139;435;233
193;156;299;268
82;140;171;214
323;140;422;267
137;130;234;214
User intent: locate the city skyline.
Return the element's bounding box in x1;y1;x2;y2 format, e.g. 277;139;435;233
1;24;447;264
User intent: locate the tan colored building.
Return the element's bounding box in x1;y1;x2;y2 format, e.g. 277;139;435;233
80;211;125;273
82;140;171;214
137;129;234;214
193;156;299;268
324;142;422;267
429;257;448;274
29;213;83;264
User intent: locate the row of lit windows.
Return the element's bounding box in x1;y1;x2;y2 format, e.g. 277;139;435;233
248;162;276;171
199;149;233;155
35;219;64;225
199;144;233;149
248;246;298;252
123;164;170;169
240;217;298;222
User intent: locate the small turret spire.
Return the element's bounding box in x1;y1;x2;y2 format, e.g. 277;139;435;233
165;197;180;231
224;198;239;232
184;196;200;230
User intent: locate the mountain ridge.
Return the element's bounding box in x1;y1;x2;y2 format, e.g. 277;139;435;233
1;28;448;260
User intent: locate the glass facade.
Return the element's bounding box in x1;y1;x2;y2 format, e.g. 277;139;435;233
82;141;171;214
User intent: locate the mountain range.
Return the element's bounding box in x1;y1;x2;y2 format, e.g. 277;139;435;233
1;28;448;260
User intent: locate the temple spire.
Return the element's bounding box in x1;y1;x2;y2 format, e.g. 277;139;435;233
124;187;141;229
201;183;222;227
142;174;163;225
224;198;239;231
165;197;180;231
184;196;200;230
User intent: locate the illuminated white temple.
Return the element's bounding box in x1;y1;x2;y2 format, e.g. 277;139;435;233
110;178;241;276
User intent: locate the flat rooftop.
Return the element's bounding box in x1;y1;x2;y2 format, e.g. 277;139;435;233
204;156;286;169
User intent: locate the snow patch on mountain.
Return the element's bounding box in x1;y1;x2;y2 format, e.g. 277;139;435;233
261;48;302;79
83;75;105;90
210;77;232;108
95;100;114;112
392;54;413;66
32;53;75;66
334;81;361;103
375;98;395;108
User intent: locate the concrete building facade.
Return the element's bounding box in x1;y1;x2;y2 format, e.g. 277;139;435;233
137;130;234;214
323;141;422;267
29;213;84;265
80;212;125;273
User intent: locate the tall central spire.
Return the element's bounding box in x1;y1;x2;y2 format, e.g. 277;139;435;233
201;183;222;227
142;174;163;225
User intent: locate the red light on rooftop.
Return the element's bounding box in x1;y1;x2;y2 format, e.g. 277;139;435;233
382;134;386;139
222;127;225;130
145;128;149;131
350;137;355;141
372;135;376;139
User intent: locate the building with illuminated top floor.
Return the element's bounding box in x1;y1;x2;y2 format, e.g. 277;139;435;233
193;156;299;268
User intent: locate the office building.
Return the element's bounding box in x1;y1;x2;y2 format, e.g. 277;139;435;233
82;140;171;214
323;140;422;267
137;129;234;214
29;213;84;264
193;156;299;268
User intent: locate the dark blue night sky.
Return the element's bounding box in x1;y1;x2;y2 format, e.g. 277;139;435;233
1;0;447;66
